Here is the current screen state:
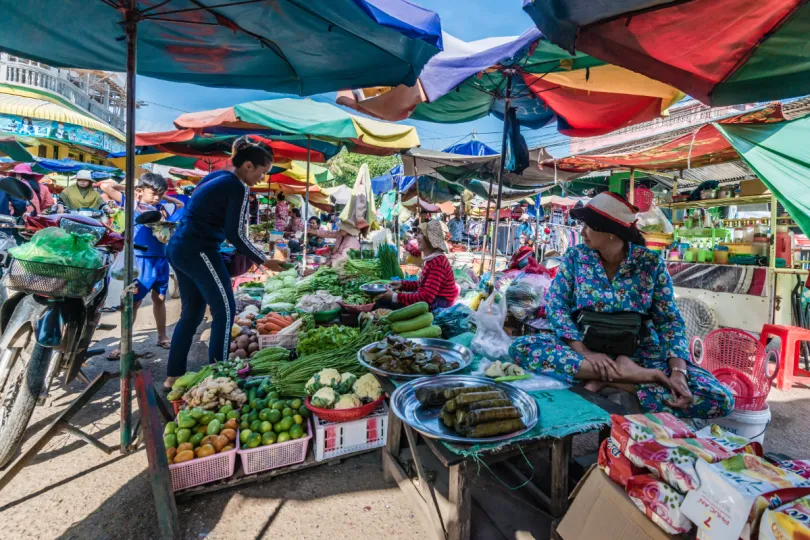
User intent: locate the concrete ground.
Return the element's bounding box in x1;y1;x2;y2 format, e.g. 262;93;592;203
0;293;808;539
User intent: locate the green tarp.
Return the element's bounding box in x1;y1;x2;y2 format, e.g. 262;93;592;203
716;117;810;236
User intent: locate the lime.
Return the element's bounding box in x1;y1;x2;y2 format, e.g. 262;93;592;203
268;391;280;400
279;416;295;432
289;424;304;439
273;421;285;434
259;421;273;434
282;407;293;417
214;412;226;424
239;420;250;431
255;399;268;411
261;431;277;446
292;414;303;425
276;432;291;443
285;399;293;407
248;411;259;424
298;406;311;418
258;408;272;421
268;409;282;424
219;405;233;415
226;410;240;420
246;432;262;448
241;405;251;414
250;419;262;433
239;429;252;444
240;413;249;422
271;401;285;411
290;398;303;410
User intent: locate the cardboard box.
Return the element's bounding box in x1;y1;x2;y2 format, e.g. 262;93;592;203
557;466;677;540
738;179;770;197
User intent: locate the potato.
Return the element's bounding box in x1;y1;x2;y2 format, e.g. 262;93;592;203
174;450;194;463
230;342;238;353
221;428;237;442
235;335;250;350
211;435;229;452
248;342;260;353
240;326;251;336
177;442;193;453
195;444;216;458
249;335;258;343
234;349;247;359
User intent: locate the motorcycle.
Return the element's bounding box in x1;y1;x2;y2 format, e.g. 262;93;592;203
0;179;160;467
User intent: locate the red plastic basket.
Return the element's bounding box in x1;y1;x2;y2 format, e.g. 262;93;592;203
633;186;655;213
305;394;386;423
171;400;184;415
693;328;779;411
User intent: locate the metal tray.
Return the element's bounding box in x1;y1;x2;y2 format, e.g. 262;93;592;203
360;282;388;295
389;375;539;444
357;338;473;380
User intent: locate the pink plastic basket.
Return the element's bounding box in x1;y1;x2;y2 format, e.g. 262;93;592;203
237;418;312;475
169;436;239;492
692;328;779;411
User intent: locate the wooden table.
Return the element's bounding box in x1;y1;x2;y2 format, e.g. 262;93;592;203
378;378;623;540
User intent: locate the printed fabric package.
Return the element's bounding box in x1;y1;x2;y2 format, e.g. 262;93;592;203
696;424;764;457
610;412;695;453
776;460;810;481
759;493;810;540
624;436;733;492
626;474;693;535
597;437;646;488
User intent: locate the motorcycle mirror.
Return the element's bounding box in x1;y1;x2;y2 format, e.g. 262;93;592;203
0;176;34;201
135;210;162;225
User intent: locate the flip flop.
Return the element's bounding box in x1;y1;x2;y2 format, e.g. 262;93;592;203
157;341;171;349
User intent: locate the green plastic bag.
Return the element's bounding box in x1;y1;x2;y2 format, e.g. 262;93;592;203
10;228;103;269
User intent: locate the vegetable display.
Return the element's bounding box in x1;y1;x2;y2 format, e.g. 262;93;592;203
338;258;381;281
237;377;309;448
256;313;302;336
363;335;460;375
383;302;443;339
296;325;359;356
305;368;382;409
296;267;341;297
248;347;291;376
296;290;342;313
182;377;248;410
164;404;240;464
415;383;526;439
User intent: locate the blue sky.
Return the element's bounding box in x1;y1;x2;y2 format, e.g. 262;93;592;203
135;0;563;154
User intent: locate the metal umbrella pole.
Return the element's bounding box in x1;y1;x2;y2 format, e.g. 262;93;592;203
489;72;513;286
478;180;495;276
302;135;311;272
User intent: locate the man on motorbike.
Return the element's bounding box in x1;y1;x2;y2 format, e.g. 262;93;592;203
58;170;104;212
99;173;184;359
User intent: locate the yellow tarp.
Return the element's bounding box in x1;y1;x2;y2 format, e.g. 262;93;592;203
108;152;174;170
349;115;420;149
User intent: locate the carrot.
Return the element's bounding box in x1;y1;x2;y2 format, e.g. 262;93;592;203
263;321;282;332
266;314;289;327
282;315;294;324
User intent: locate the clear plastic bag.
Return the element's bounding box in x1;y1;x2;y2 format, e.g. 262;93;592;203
636;204;673;234
470;292;512;361
109;252;138;281
471;359;569;391
505;272;552;321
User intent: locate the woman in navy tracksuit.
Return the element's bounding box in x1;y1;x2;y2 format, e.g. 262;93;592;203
165;137;281;388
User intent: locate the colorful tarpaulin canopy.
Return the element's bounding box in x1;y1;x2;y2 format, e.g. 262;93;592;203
0;0;442;96
338;28;683;136
523;0;810;106
174;98;420;156
0;137;122;175
547;102;794;173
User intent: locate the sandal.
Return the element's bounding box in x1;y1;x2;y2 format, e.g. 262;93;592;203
157;340;171;350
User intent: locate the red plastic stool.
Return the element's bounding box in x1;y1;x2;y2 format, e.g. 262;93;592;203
759;324;810;391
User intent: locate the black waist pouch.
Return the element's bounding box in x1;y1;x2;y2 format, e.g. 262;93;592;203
576;310;645;357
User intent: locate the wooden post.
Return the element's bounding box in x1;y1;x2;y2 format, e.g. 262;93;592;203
550;437;571;518
302;135;311;271
628;168;636;205
447;460;472;540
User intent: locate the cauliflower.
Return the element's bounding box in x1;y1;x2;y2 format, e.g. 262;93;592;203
334;393;362;410
305;368;341;396
335;372;357;394
311;387;338;409
352;373;383;402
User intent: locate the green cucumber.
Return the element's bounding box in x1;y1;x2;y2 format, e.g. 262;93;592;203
392;312;434;334
398;325;442;339
387;302;429;323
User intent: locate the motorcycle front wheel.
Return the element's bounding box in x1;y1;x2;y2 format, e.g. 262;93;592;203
0;329;51;468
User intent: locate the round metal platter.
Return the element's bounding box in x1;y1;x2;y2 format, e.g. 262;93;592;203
389;375;539;444
360;283;388;295
357;338;473;380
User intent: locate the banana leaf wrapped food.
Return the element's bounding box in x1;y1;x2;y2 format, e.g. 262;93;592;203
459;418;527;438
445;390;506;412
442;385;494;400
456;406;521;427
466;398;512;411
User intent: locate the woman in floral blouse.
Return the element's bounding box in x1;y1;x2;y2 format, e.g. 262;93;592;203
510;192;733;419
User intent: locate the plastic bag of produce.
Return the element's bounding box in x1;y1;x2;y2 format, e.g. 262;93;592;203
636;204;673;234
470;292;512;361
109;252;139;281
10;227;102;269
505;272;552;321
433;304;474;339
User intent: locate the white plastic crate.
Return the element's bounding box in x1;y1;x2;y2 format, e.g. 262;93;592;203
313;402;388;462
237;418;312;475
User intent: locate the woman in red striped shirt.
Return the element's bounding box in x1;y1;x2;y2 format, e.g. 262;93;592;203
377;220;458;310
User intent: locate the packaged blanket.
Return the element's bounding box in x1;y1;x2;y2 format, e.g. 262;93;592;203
611;412;695;453
696;424;763;457
626;474;693;535
624;436;733;492
759;493;810;540
597;437;645;488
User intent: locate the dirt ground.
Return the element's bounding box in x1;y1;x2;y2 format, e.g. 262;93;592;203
0;293;809;539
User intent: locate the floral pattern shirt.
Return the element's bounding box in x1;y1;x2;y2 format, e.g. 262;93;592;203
547;243;690;362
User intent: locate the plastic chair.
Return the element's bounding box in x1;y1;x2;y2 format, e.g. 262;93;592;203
692;328;778;411
759;324;810;391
